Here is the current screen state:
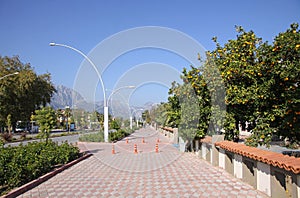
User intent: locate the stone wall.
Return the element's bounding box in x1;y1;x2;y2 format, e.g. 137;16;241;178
202;138;300;197
158;127;300;197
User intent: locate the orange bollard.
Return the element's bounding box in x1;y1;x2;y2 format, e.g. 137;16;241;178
112;144;115;154
142;137;145;143
126;138;129;144
134;144;138;154
155;143;159;153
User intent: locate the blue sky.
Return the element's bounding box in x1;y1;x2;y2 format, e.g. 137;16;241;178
0;0;299;106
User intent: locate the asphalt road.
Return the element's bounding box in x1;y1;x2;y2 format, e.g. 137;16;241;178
3;131;97;147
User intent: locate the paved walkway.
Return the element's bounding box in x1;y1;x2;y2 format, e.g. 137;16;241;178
18;127;268;197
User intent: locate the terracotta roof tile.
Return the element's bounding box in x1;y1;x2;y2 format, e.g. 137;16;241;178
215;141;300;174
161;127;174;132
200;136;212;143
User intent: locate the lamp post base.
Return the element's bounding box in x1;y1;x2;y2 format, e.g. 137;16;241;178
104;106;109;142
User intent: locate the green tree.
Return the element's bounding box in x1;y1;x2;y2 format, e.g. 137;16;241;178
272;23;300;145
209;26;264;142
94;111;105;130
64;107;72;131
6;114;12;134
181;65;214;139
0;56;56;131
151;103;170;127
32;107;56;143
142;110;151;124
110;119;120;130
165;64;213;142
246;23;300;146
208;23;300;147
165;82;181;128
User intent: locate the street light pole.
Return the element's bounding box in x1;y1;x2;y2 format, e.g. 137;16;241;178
106;88;134;129
107;86;135;130
131;108;144;128
65;106;71;133
106;86;135;107
49;42;109;142
0;72;19;80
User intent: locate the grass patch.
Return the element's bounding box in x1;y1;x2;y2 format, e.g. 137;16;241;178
79;132;104;142
79;127;137;143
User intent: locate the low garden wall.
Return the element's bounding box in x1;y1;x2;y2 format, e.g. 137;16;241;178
158;127;300;197
159;127;178;144
201;137;300;197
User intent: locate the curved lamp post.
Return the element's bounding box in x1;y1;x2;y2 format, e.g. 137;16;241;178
108;86;135;130
49;42;110;142
0;72;19;80
106;86;135;107
131;108;144;127
106;88;134;129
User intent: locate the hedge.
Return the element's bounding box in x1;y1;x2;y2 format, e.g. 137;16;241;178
0;140;80;195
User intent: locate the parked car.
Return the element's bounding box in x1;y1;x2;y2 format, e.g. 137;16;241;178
30;126;39;133
15;127;25;132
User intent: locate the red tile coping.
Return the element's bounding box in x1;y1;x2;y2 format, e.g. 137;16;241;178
215;141;300;174
200;136;212;143
161;127;174;132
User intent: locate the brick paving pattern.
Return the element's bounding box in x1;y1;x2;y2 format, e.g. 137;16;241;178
18;127;268;197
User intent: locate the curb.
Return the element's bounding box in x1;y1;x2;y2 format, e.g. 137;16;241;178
1;152;93;198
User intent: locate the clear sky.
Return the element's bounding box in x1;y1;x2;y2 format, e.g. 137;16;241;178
0;0;299;107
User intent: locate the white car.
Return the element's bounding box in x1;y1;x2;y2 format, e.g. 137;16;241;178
15;128;25;132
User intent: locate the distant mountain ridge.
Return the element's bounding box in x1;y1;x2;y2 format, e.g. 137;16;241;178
50;85;74;109
50;85;114;113
50;85;153;116
50;85;95;110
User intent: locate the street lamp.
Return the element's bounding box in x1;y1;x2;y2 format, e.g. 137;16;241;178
0;72;19;80
107;86;135;107
107;86;135;130
49;42;110;142
106;88;134;129
131;108;144;128
65;106;71;133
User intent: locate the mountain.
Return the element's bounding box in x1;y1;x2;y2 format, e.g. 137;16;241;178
50;85;73;109
50;85;95;111
50;85;154;116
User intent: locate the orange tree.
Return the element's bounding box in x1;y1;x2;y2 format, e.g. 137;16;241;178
209;26;264;142
181;66;212;139
165;64;212;141
163;24;299;147
251;23;300;147
209;23;300;147
164;55;227;142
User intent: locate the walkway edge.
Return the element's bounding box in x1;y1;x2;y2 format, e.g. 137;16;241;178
1;152;93;198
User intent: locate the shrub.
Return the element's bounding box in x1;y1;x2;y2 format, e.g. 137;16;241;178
0;140;80;195
20;132;27;140
109;129;131;142
79;132;104;142
1;132;12;142
79;128;134;143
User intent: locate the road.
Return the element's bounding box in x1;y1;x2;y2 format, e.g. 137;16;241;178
4;130;95;147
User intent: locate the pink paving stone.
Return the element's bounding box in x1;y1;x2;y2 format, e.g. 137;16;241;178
16;127;269;198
